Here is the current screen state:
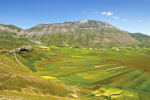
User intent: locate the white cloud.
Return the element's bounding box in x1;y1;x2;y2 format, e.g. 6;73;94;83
84;11;86;14
101;12;107;15
93;11;98;14
122;19;127;22
107;11;113;16
116;17;119;19
138;20;140;22
113;16;119;19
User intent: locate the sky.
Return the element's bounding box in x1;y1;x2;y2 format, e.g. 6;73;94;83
0;0;150;35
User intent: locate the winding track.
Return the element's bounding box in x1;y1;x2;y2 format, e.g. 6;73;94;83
13;53;32;73
96;50;105;57
0;74;16;87
0;62;12;68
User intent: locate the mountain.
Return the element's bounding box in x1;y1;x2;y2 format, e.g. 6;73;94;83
0;21;150;99
0;24;22;33
129;33;150;47
0;20;141;48
0;30;36;50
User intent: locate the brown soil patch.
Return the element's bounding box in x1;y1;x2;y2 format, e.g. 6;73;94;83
62;53;72;54
63;62;72;63
111;75;124;81
49;58;62;62
37;62;52;67
104;58;150;74
83;86;101;90
47;63;52;64
58;55;64;57
69;67;101;74
37;64;43;67
91;69;134;85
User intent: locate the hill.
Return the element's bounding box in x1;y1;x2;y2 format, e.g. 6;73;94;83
1;44;150;99
0;27;150;99
129;33;150;47
0;49;88;99
0;24;22;33
0;31;35;50
0;20;141;48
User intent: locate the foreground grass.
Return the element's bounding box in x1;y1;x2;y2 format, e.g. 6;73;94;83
0;91;83;100
0;53;89;99
0;43;150;99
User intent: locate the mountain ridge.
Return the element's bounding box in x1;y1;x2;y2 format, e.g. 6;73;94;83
0;20;141;48
129;33;150;46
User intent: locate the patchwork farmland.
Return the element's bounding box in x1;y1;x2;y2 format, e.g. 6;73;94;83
13;45;150;99
1;44;150;99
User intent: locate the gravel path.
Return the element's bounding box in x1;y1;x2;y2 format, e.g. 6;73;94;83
106;66;125;70
13;53;32;73
96;50;105;57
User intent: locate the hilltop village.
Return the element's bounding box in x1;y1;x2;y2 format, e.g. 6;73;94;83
3;46;33;53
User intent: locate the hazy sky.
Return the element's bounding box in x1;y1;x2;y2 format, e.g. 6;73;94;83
0;0;150;35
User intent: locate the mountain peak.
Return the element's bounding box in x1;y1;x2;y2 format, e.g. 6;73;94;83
79;20;88;24
35;24;48;27
0;20;141;48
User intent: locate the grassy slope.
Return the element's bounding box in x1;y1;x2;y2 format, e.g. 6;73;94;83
25;21;140;48
0;22;141;48
39;29;139;48
0;53;88;99
0;32;89;99
129;33;150;46
0;29;150;99
0;45;150;99
19;45;149;100
0;91;80;100
0;31;36;50
0;24;22;32
100;49;150;74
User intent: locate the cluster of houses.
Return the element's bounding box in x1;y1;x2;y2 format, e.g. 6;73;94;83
8;46;33;53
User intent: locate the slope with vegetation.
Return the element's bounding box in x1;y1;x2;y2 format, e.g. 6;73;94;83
0;20;150;99
129;33;150;47
0;31;88;99
0;31;35;50
1;43;150;99
0;50;89;100
0;20;141;48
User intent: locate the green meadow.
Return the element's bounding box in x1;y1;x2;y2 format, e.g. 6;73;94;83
1;43;150;99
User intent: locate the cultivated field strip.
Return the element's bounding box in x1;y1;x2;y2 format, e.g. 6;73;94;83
96;67;133;79
60;67;134;85
108;70;150;91
23;46;150;94
109;70;142;86
127;73;149;88
137;76;150;91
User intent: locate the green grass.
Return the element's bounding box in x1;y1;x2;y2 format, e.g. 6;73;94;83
0;42;150;99
0;24;22;32
137;76;150;91
129;33;150;47
0;31;36;50
0;91;81;100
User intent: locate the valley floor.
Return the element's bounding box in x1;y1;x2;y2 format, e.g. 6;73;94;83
0;45;150;100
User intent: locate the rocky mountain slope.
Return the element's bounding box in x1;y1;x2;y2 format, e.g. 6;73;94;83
0;20;141;48
0;24;22;33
